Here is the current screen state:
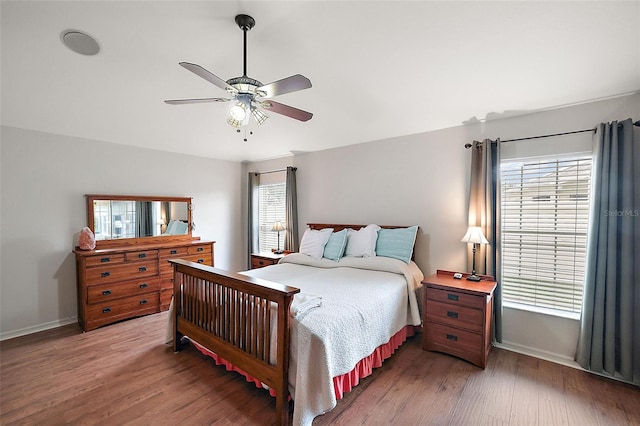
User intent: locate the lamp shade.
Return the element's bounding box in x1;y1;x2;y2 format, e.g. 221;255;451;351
271;221;285;232
461;226;489;245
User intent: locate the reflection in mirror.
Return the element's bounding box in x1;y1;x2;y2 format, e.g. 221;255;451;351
91;198;190;241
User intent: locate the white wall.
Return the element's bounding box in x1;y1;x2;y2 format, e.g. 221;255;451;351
246;92;640;364
0;126;243;339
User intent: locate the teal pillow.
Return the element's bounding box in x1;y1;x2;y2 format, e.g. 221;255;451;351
323;229;348;261
375;226;418;263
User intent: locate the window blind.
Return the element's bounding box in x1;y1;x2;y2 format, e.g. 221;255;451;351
258;182;286;253
500;155;592;314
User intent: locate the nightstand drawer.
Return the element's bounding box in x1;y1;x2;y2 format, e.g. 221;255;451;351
427;287;485;310
251;257;276;269
250;253;283;269
425;299;483;333
424;322;483;362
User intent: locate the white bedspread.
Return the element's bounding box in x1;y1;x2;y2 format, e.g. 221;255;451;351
240;253;423;426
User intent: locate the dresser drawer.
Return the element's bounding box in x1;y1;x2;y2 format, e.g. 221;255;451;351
85;253;126;268
87;277;160;304
425;299;483;333
183;254;212;266
86;293;159;325
188;244;211;255
159;246;189;258
424;321;483;364
427;287;485;310
125;250;158;262
160;288;173;311
85;261;159;285
159;274;174;291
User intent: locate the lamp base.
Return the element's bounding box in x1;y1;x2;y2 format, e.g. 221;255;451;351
466;274;482;282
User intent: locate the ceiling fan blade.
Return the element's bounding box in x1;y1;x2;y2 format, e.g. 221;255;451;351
260;100;313;122
257;74;312;98
164;97;230;105
179;62;237;94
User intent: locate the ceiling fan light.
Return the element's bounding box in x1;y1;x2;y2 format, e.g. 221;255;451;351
252;108;269;126
227;116;242;128
229;103;246;121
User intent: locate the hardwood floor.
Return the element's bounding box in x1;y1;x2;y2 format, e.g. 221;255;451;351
1;312;639;425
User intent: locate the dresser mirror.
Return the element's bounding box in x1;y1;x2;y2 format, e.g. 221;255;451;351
86;194;192;248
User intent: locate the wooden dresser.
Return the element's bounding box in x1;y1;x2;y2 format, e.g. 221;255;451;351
422;270;497;369
74;240;214;331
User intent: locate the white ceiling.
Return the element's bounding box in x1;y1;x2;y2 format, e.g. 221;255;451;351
2;1;639;162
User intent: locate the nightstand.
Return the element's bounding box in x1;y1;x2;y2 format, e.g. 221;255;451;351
250;252;285;269
422;269;497;369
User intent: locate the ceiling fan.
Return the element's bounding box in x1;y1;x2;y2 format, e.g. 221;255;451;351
165;14;313;138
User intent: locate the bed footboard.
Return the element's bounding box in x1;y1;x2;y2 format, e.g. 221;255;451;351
170;259;300;426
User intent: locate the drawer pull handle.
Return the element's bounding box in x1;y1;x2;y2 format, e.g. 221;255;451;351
446;334;458;341
447;294;459;301
138;253;146;258
447;311;459;318
100;257;110;263
170;250;177;255
140;300;148;305
259;261;264;265
102;290;112;296
197;247;204;252
101;272;110;277
102;307;112;313
139;283;148;289
139;267;147;272
197;259;204;263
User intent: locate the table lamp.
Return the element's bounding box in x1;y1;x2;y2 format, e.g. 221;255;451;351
271;221;285;254
461;226;489;282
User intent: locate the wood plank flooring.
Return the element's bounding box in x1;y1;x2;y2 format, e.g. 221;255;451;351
1;312;639;425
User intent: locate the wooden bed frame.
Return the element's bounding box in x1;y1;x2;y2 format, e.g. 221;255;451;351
170;223;414;425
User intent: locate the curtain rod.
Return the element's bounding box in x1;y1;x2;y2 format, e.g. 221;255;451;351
464;120;639;149
253;167;297;175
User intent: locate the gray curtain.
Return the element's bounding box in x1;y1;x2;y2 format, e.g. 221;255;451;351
467;138;502;342
136;201;153;237
285;166;299;252
575;118;639;385
247;172;260;266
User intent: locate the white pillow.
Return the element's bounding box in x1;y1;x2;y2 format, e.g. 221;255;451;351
345;224;381;257
299;228;334;259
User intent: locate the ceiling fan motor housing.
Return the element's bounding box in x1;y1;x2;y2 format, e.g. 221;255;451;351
235;14;255;31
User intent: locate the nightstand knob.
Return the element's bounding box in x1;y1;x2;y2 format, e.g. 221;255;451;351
447;311;459;318
447;293;459;301
446;334;458;342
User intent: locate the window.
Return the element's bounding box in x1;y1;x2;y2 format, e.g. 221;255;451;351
500;154;592;315
258;180;286;253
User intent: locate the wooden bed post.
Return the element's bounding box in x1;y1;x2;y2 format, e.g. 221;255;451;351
275;295;294;425
172;267;184;352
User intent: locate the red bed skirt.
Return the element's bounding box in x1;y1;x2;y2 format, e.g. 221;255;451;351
190;325;415;400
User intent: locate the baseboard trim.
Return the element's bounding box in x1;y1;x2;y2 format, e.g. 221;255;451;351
0;317;77;341
495;340;639;387
494;339;581;370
